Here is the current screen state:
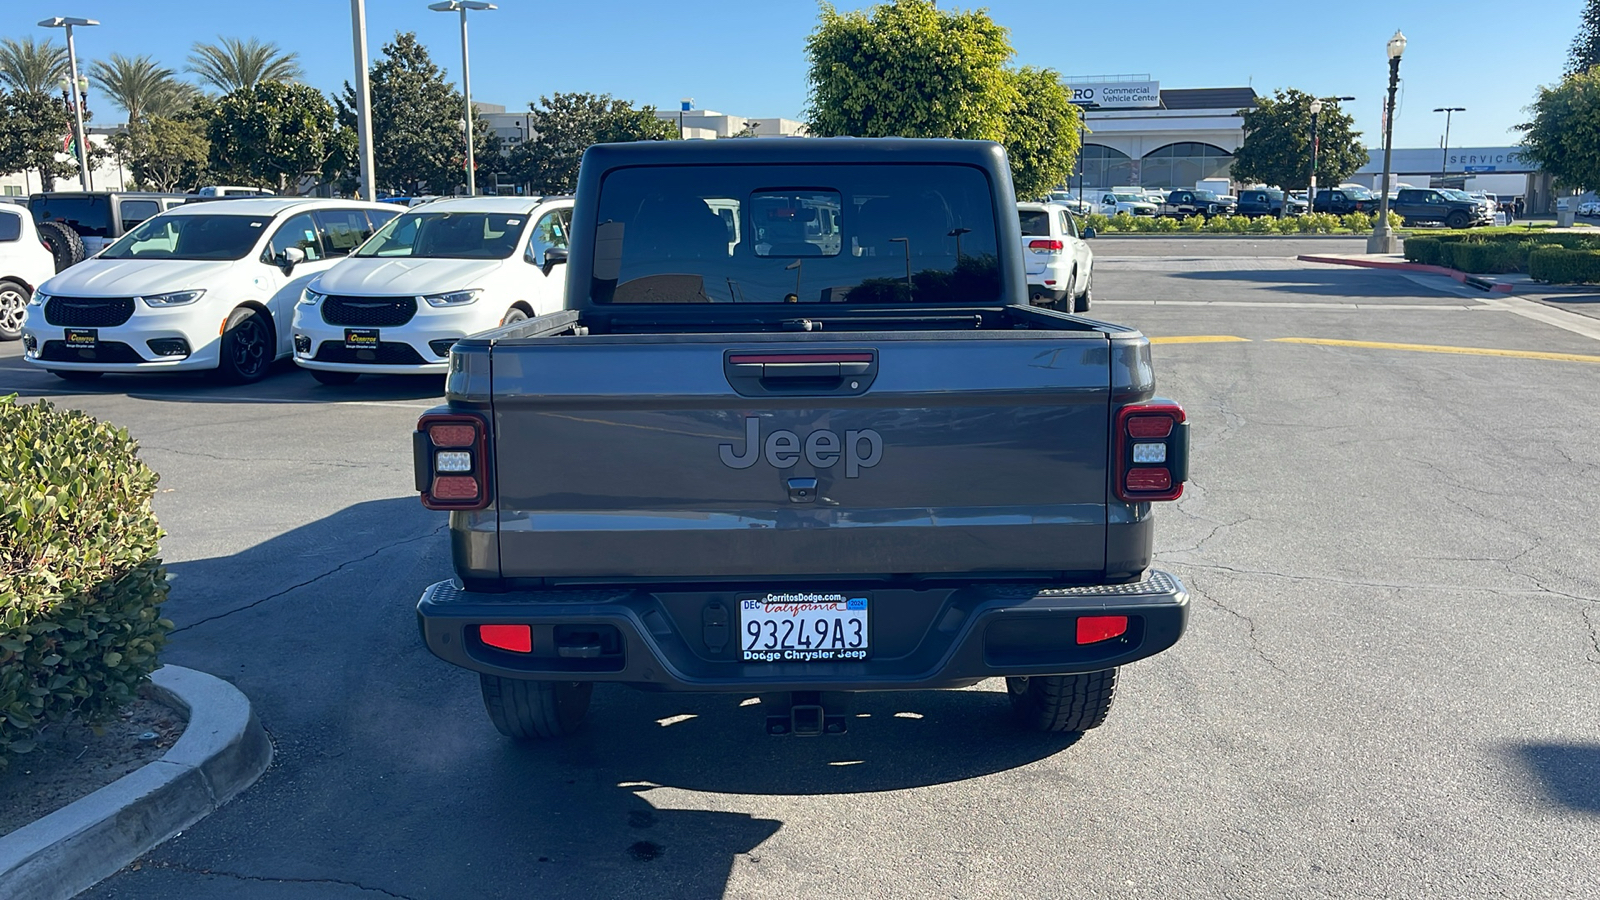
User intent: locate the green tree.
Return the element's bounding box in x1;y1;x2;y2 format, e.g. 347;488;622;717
111;115;210;192
1002;66;1081;200
1571;0;1600;75
203;82;353;194
1230;89;1366;202
1518;68;1600;191
508;92;676;194
88;54;192;124
0;37;67;95
187;37;302;94
0;88;76;187
805;0;1017;142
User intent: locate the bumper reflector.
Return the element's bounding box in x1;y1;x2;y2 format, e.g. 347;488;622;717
1077;615;1129;644
431;475;479;501
480;624;532;653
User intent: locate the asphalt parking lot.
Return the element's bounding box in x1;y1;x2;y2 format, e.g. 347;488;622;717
5;237;1598;899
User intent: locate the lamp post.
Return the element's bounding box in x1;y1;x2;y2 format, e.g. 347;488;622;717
1308;95;1355;219
678;98;693;139
1368;30;1407;255
1432;106;1465;182
428;1;496;196
350;0;376;200
1072;101;1099;208
38;17;98;191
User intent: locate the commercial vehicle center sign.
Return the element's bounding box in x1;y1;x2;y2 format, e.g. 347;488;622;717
1069;81;1161;108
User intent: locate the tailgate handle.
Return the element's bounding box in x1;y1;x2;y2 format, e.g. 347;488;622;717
725;350;878;397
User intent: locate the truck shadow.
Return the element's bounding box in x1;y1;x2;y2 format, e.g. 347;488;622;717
1510;742;1600;815
1169;267;1462;298
0;355;444;404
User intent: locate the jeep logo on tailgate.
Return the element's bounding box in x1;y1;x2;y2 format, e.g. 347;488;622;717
719;417;882;477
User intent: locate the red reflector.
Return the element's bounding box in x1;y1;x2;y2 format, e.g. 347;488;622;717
431;475;480;500
1127;415;1174;439
429;424;477;447
480;624;531;653
1077;615;1129;644
1125;468;1172;492
1028;239;1065;251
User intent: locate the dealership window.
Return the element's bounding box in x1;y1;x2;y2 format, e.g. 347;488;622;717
1077;144;1133;189
1140;142;1233;189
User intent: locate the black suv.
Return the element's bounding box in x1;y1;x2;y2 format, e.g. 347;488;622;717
1236;189;1307;218
1311;187;1379;215
1391;188;1488;229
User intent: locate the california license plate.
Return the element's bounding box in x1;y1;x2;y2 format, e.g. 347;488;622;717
65;328;98;349
345;328;379;350
740;593;869;662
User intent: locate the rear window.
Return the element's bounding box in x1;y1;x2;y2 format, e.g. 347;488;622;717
31;195;112;237
592;163;1001;304
0;211;20;242
1018;209;1051;237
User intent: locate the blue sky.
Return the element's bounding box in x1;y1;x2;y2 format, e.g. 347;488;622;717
4;0;1583;150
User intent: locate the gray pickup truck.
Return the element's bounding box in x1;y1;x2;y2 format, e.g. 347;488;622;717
412;138;1190;741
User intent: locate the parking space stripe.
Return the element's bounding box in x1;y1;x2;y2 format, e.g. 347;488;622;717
1096;300;1481;310
1149;336;1252;344
1270;338;1600;365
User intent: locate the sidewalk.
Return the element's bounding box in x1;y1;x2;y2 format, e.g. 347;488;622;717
1299;253;1600;320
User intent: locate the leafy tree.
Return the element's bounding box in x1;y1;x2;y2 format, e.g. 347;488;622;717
111;115;210;192
88;54;192;124
1517;68;1600;191
0;37;67;95
1571;0;1600;75
203;82;353;194
187;37;302;94
0;88;76;187
508;92;676;194
1002;66;1081;200
805;0;1017;142
1230;89;1366;201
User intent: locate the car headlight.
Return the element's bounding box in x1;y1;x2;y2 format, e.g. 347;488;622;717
422;289;481;307
29;290;49;307
140;290;205;308
300;288;326;306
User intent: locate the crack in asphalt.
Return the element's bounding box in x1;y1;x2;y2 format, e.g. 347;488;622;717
169;525;447;635
139;860;418;899
1583;607;1600;663
1185;579;1286;675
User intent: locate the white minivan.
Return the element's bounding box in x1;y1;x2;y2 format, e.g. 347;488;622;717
291;196;574;384
19;197;400;382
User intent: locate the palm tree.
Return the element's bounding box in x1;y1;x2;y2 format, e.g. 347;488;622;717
185;37;302;94
146;81;201;119
88;54;185;124
0;36;69;94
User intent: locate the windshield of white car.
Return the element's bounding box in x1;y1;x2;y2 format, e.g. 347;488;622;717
98;214;273;260
355;211;526;259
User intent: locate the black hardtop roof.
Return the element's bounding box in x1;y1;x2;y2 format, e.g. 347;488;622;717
580;137;1011;171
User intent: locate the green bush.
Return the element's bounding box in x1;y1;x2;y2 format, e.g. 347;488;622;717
1084;213;1111;235
1202;214;1231;233
1131;215;1159;233
1441;241;1530;274
1298;212;1341;234
1153;216;1180;233
1108;211;1137;233
1404;236;1444;266
1178;213;1206;232
1246;215;1276;234
1274;215;1302;234
1529;247;1600;283
0;397;171;770
1224;214;1249;233
1341;211;1372;232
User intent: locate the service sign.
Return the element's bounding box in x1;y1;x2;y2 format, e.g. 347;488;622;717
1069;81;1161;108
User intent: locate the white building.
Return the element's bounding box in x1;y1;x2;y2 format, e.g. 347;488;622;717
653;104;807;140
1;129;131;197
1068;78;1257;191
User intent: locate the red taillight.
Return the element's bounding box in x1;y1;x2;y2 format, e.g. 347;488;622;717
429;424;477;447
1114;402;1187;502
1028;239;1065;251
1126;416;1173;439
1077;615;1129;644
431;475;480;501
480;624;531;653
1125;468;1172;492
417;414;490;510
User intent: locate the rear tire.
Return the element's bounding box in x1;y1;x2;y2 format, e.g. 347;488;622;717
501;307;529;326
50;369;102;382
216;306;274;384
36;221;85;273
1007;668;1117;733
310;369;360;386
1074;275;1092;313
0;279;28;341
480;675;592;740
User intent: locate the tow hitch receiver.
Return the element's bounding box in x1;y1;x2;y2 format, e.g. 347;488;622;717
765;691;849;737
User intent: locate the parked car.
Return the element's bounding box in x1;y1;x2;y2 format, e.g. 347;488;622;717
1094;190;1159;217
1017;201;1094;312
197;185;275;198
1235;189;1307;217
1045;191;1095;215
1391;188;1491;229
19;197;400;383
291;196;575;384
1579;200;1600;218
1157;189;1234;219
0;204;56;342
1311;187;1380;215
1451;191;1498;225
29;191;192;260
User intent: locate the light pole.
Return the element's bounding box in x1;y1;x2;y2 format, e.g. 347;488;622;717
1368;30;1407;255
1072;101;1099;207
428;1;496;196
1308;95;1355;218
38;17;98;191
350;0;376;200
678;98;693;139
1432;107;1465;182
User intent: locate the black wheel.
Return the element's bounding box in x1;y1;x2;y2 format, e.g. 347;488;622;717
49;369;102;381
1074;274;1092;313
480;674;592;740
1446;210;1470;230
0;279;27;341
310;369;360;386
501;307;529;326
36;221;85;273
1007;668;1117;733
216;306;274;384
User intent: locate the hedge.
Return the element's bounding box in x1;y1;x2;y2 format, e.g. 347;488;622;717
1;396;171;769
1529;247;1600;283
1404;236;1443;266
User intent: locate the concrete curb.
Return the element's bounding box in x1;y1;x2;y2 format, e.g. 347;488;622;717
0;666;272;900
1297;254;1516;293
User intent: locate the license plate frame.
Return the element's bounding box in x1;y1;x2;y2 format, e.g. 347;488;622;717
344;328;379;351
739;592;870;663
64;328;98;349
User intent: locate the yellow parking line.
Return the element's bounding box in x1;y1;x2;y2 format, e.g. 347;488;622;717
1149;335;1253;344
1270;338;1600;365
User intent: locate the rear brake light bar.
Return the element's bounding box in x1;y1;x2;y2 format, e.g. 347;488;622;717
415;413;491;510
1114;402;1188;502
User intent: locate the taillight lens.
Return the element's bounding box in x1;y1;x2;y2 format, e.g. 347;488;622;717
416;414;490;510
429;424;477;447
1028;239;1065;251
1114;402;1187;502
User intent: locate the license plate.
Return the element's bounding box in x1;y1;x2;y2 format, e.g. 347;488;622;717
65;328;98;349
345;328;379;350
740;593;869;662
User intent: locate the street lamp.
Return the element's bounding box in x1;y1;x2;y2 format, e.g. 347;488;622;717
678;98;693;139
1073;101;1099;209
1308;95;1355;218
350;0;376;200
1368;30;1407;255
38;16;98;191
428;1;496;196
1432;107;1465;181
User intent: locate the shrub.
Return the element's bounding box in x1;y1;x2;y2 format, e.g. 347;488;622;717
0;397;171;770
1246;215;1276;234
1154;216;1180;233
1529;247;1600;283
1131;215;1159;233
1224;215;1249;233
1109;211;1137;233
1341;212;1372;232
1202;213;1231;233
1178;214;1206;232
1298;212;1341;234
1404;236;1443;266
1084;213;1111;235
1441;241;1528;274
1385;211;1404;232
1274;215;1302;234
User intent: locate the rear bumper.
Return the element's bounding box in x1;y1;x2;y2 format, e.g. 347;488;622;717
416;571;1189;691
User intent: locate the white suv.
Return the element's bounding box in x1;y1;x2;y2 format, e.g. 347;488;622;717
1095;191;1159;217
291;196;574;384
1017;201;1095;313
0;204;56;342
20;198;399;382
